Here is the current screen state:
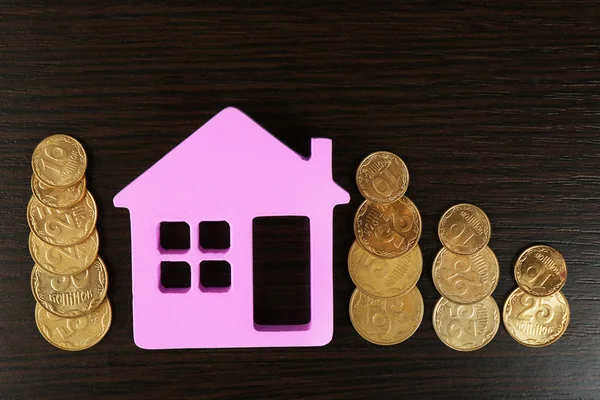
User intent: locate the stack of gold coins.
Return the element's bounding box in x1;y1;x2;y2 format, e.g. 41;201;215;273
503;245;569;347
432;204;500;351
348;151;424;345
27;134;111;351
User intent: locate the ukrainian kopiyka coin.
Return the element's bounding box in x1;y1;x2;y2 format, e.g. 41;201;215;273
514;245;567;297
438;203;491;255
349;286;423;345
348;241;422;298
31;173;86;209
356;151;409;203
354;196;422;258
433;295;500;351
35;298;112;351
432;246;499;304
503;287;569;347
32;134;87;188
27;191;97;247
31;257;108;318
29;229;99;275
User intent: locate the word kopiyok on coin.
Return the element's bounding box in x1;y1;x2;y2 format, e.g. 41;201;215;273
114;107;350;349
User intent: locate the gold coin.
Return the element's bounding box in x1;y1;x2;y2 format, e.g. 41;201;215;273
433;296;500;351
503;287;569;347
31;173;86;209
354;196;422;258
438;203;491;255
356;151;409;203
31;257;108;318
514;245;567;297
349;286;423;345
432;246;499;304
29;229;99;275
27;191;97;247
32;134;87;188
35;297;111;351
348;240;422;298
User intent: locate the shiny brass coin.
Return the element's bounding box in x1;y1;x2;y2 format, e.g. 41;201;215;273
514;245;567;297
349;286;423;345
503;287;569;347
27;191;97;247
31;257;108;318
32;134;87;188
348;241;422;298
354;196;422;258
31;173;86;209
438;203;491;255
29;229;99;275
35;297;111;351
432;246;499;304
433;296;500;351
356;151;409;203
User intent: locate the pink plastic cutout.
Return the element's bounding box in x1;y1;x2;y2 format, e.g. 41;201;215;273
113;107;350;349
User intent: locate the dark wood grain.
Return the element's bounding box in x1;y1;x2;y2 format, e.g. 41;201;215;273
1;1;599;399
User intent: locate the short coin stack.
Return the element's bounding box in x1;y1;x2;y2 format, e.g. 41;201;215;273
503;245;569;347
349;151;424;345
27;134;111;351
432;204;500;351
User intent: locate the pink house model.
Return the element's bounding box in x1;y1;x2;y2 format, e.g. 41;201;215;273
114;107;349;349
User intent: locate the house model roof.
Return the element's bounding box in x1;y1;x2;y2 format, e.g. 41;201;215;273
114;107;349;216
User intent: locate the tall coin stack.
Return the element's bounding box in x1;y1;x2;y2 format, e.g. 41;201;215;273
349;151;424;346
27;134;112;351
503;245;569;347
431;204;500;351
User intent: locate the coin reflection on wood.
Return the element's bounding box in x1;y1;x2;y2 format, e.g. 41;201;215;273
433;296;500;351
349;287;423;345
348;241;422;298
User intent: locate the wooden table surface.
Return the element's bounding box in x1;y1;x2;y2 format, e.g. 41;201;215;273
1;2;599;399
